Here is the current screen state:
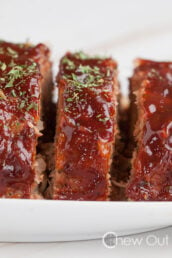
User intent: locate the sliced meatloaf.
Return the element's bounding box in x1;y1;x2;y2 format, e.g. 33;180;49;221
49;52;118;200
126;59;172;201
0;41;52;198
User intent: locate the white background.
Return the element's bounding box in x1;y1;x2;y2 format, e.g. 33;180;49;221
1;0;172;94
1;0;172;257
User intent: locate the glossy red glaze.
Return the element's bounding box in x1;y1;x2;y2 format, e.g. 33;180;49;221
53;52;118;200
127;59;172;201
0;41;49;198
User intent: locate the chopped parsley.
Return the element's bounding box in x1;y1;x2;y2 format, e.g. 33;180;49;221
5;66;23;88
66;97;73;102
0;50;39;113
7;47;18;58
77;65;100;74
27;62;37;73
5;62;38;88
64;68;102;90
64;106;71;112
11;89;17;97
0;62;6;71
19;100;26;109
62;57;75;70
19;91;26;96
73;51;108;60
74;51;89;60
19;100;38;112
103;88;110;92
96;114;110;123
26;102;38;111
62;54;113;113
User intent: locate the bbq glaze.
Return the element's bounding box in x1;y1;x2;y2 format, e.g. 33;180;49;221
0;41;50;198
127;59;172;201
52;52;118;200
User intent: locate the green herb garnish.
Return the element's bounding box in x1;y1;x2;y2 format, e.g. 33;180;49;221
11;89;17;97
74;51;108;60
63;53;111;113
96;114;110;123
62;57;75;70
26;102;38;111
7;47;18;58
74;51;89;60
27;62;37;73
66;98;73;102
77;65;99;74
6;65;24;88
0;62;6;71
5;62;37;88
19;101;26;109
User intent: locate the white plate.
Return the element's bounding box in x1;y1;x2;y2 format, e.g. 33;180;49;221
0;200;171;242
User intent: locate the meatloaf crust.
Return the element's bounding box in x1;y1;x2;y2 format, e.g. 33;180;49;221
49;52;118;200
126;59;172;201
0;41;52;198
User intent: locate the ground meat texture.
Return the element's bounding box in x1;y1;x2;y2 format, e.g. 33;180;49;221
49;52;118;200
0;41;52;198
126;59;172;201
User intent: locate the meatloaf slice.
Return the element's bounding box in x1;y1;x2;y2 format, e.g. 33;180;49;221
49;52;118;200
0;41;52;198
126;59;172;201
